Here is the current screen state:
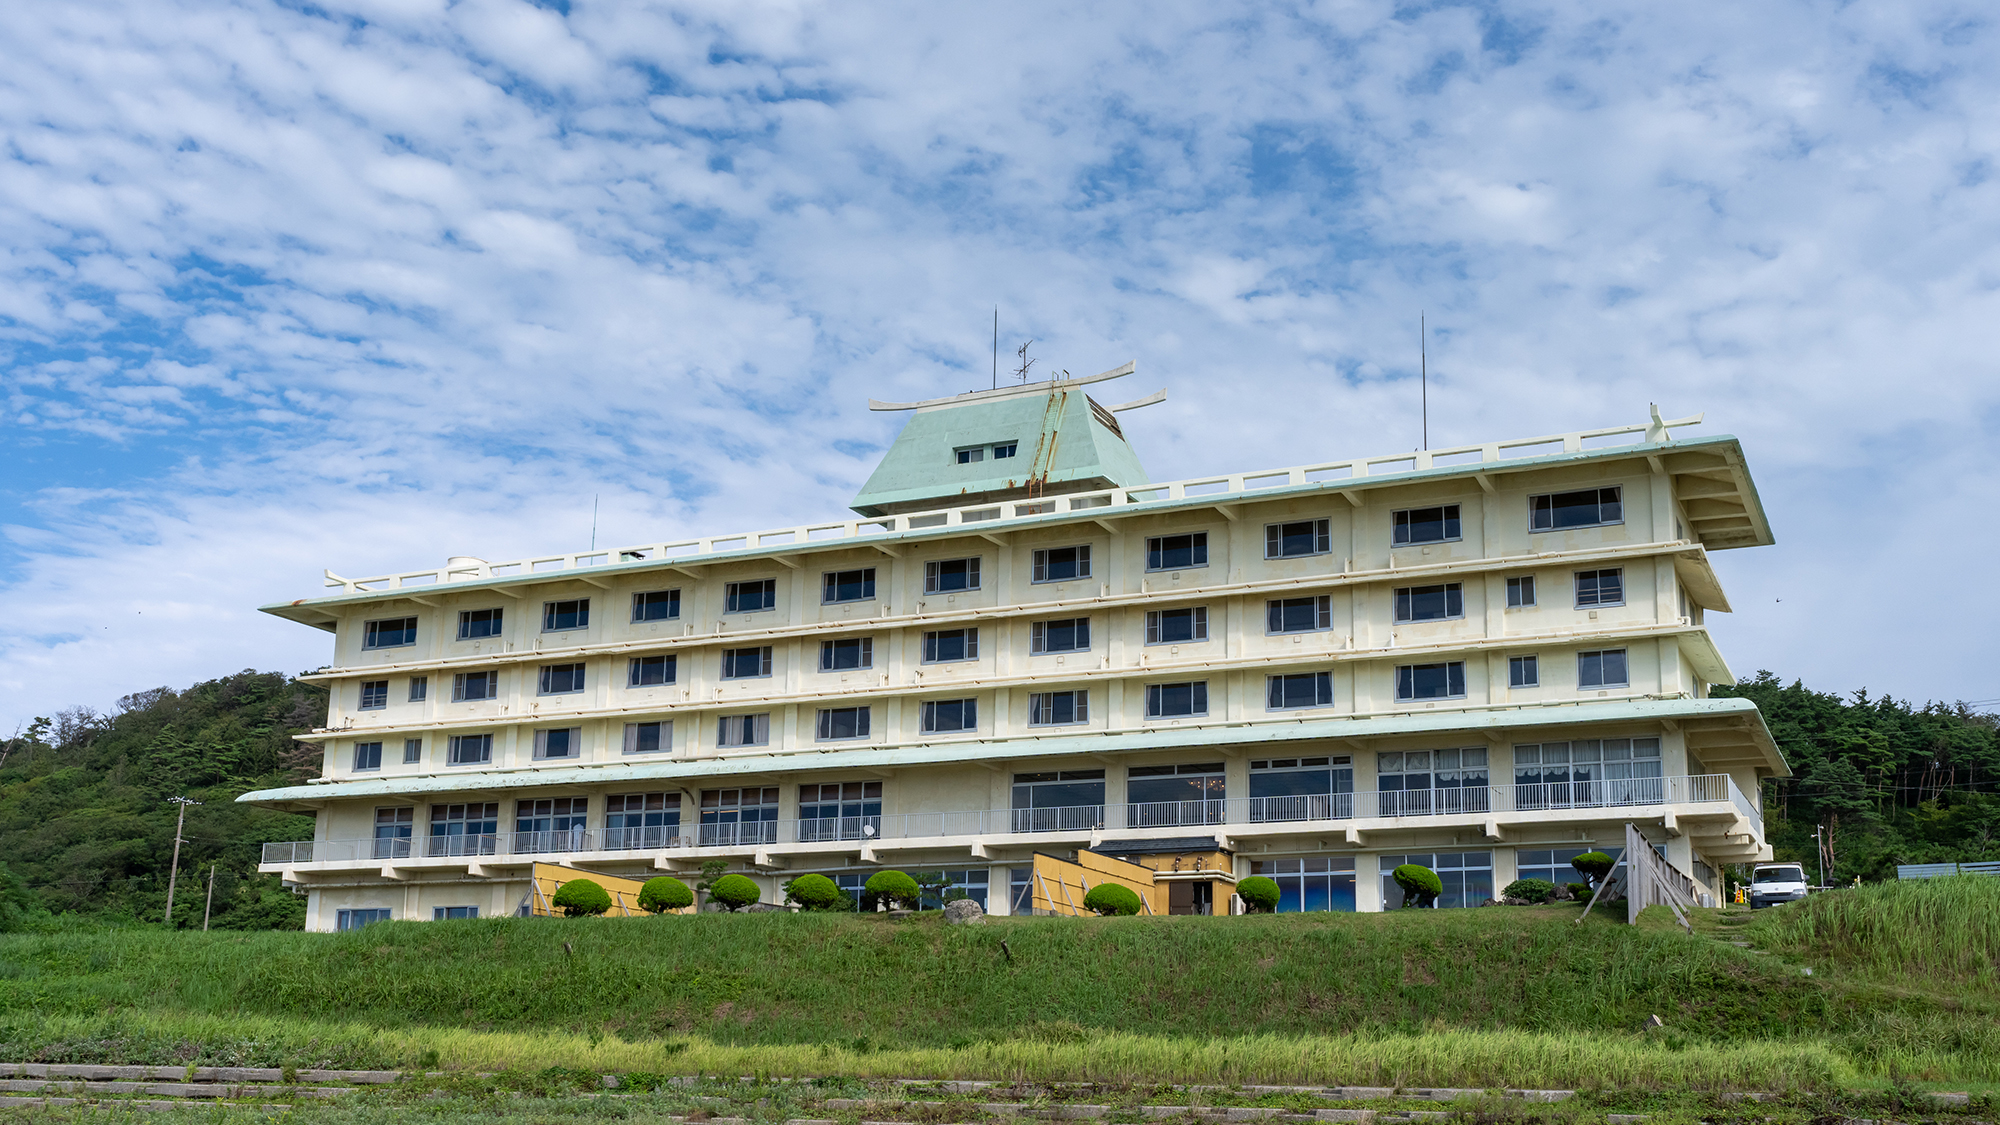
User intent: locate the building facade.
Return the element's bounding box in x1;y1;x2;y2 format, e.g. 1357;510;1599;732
244;366;1786;930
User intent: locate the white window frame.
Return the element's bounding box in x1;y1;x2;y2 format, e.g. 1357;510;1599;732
1263;518;1331;559
720;646;774;680
628;654;676;687
921;628;979;663
1265;671;1334;710
1506;576;1537;608
1394;661;1467;702
1391;504;1462;547
622;720;673;754
537;663;587;695
541;598;590;633
1393;583;1465;624
1028;690;1089;726
362;616;418;650
1577;649;1629;689
1031;545;1093;583
632;589;681;623
1145;531;1209;572
1144;606;1209;645
402;738;423;764
433;906;480;920
457;607;503;640
920;698;978;734
1530;486;1624;533
716;713;771;748
1266;595;1333;634
1574;568;1625;608
924;557;982;594
452;670;498;702
724;579;778;614
532;727;583;760
1030;618;1091;655
818;637;874;672
1144;681;1209;719
408;676;428;702
359;680;389;711
446;733;492;765
991;441;1018;459
955;445;986;464
822;567;877;604
1509;654;1540;688
353;741;383;771
815;706;872;742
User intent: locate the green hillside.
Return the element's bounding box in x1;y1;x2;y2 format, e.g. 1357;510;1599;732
3;879;1998;1088
0;670;323;930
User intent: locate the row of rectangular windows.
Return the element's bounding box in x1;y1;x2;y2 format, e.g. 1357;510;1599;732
361;566;1630;660
348;648;1634;768
359;487;1632;650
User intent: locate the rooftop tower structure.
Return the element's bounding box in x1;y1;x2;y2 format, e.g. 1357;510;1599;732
851;362;1162;516
244;373;1784;930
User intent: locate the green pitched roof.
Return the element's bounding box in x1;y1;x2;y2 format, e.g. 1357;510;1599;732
852;368;1154;516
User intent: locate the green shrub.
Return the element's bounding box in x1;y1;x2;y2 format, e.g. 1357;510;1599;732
550;879;612;917
1236;876;1282;913
1082;883;1144;916
706;874;761;911
1503;878;1555;903
1572;852;1616;885
1567;882;1593;901
785;874;844;911
1393;864;1443;908
637;877;693;914
864;870;920;910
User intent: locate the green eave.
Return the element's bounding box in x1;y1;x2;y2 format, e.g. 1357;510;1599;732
236;697;1784;810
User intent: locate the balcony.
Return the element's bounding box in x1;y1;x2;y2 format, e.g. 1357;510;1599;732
261;774;1760;872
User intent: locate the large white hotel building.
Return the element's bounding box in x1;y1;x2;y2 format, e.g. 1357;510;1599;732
244;366;1786;929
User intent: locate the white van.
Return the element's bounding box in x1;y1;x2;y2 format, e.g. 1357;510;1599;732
1749;862;1809;908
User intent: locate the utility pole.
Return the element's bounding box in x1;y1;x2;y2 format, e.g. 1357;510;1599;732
202;863;217;932
163;797;200;926
1810;826;1825;888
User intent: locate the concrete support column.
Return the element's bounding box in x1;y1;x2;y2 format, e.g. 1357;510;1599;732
1355;853;1383;912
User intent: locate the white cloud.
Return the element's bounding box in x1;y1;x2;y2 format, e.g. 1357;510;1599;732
2;0;1998;726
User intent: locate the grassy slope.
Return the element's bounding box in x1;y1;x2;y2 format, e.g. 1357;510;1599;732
4;881;1999;1086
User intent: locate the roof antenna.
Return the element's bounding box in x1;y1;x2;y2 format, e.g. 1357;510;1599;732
992;308;999;390
590;494;599;551
1420;312;1429;451
1014;340;1036;384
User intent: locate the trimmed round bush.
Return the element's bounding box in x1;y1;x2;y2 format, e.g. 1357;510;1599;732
1236;876;1282;913
786;873;844;911
707;873;762;911
1502;878;1555;904
864;870;920;910
1082;883;1144;916
1571;851;1616;885
550;878;612;917
637;876;693;914
1392;864;1443;909
1567;882;1593;901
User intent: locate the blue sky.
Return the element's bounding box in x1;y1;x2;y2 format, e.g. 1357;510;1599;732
3;0;1997;728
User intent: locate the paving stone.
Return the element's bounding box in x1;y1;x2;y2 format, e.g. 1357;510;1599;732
1506;1091;1575;1102
1606;1115;1650;1123
1313;1110;1376;1122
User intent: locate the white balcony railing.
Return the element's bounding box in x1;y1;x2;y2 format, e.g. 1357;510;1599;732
320;413;1702;595
263;774;1759;867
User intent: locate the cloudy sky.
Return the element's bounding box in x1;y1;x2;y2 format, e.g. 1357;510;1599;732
3;0;1996;729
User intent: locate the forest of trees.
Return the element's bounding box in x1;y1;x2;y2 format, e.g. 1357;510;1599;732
0;670;324;930
1716;672;2000;881
0;667;1994;929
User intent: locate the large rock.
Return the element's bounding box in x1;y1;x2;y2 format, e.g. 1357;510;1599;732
944;899;986;925
1550;883;1577;902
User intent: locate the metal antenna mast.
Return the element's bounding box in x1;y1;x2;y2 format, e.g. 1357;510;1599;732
1014;340;1036;384
992;308;998;390
1421;312;1428;450
163;796;200;926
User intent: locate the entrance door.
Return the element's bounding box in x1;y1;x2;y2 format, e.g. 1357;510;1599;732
1167;881;1216;915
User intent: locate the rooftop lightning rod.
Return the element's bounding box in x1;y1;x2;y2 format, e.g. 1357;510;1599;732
992;307;998;390
1421;312;1429;450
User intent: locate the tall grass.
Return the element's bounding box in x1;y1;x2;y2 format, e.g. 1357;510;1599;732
0;908;1833;1045
3;1010;1863;1090
1752;877;2000;992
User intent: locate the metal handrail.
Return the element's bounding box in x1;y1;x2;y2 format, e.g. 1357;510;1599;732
259;774;1748;866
